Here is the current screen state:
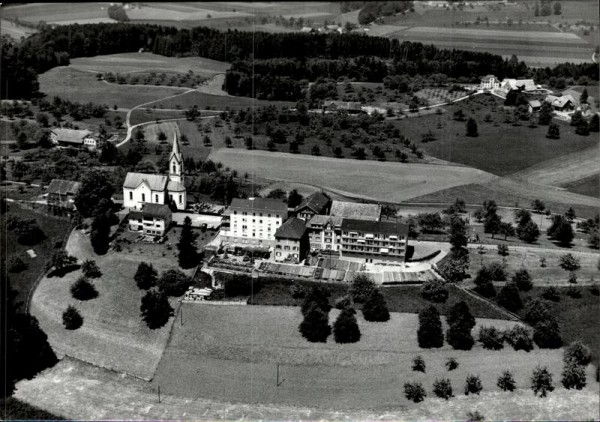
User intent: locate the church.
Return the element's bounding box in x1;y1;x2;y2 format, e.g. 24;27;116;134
123;134;187;210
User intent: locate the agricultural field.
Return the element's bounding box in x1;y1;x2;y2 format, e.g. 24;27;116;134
126;4;252;21
151;90;295;111
563;174;600;198
414;88;471;106
208;148;497;203
29;230;186;380
0;19;37;39
1;3;109;25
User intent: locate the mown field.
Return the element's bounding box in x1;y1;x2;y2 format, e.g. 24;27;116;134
1;3;108;24
152;90;295;111
563;174;600;198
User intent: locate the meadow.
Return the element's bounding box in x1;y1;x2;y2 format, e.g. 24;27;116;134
1;3;108;24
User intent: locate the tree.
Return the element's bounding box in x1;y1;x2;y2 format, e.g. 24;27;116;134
497;371;516;392
46;250;77;275
589;114;599;132
8;256;28;273
561;362;586;390
533;319;563;349
478;326;504;350
417;305;444;348
512;268;533;291
70;276;98;301
504;325;534;351
420;279;449;303
74;170;115;218
484;213;502;238
140;290;174;329
465;118;478;137
547;215;574;246
546;122;560;139
81;259;101;278
91;212;111;255
580;88;588;103
311;145;321;156
438;248;469;283
301;286;331;316
499;222;515;240
448;214;468;250
333;307;361;343
575;119;589;136
177;216;199;268
497;283;523;312
299;306;331;342
14;218;45;245
62;305;83;330
157;269;191;297
287;189;303;208
135;262;158;290
446;357;459;371
432;378;453;400
538;102;553;125
404;382;426;403
517;221;540;243
446;301;475;350
349;273;376;303
417;212;445;233
531;366;554;397
412;355;426;372
362;289;390;322
497;244;509;256
464;375;483;395
565;207;576;221
553;1;561;15
473;266;497;298
523;298;552;325
559;253;581;273
563;341;592;366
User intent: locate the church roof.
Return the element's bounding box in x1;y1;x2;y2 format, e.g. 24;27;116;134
170;134;182;163
167;180;186;192
124;173;168;191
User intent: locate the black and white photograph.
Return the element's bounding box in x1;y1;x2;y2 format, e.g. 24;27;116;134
1;1;599;420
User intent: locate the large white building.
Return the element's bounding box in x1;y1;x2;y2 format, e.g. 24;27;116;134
220;197;288;248
123;135;187;210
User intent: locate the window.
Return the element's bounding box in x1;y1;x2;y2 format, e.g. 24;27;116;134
172;164;176;173
234;211;237;215
129;191;133;200
142;193;145;202
155;194;159;203
179;195;182;204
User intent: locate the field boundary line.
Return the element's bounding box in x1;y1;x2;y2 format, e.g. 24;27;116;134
454;284;521;322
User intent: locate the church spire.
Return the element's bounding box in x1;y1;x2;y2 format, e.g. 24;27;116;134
169;133;184;183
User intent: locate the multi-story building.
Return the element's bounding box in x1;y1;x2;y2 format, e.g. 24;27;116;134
220;197;288;248
339;219;409;263
128;203;172;236
306;215;343;253
294;191;330;222
274;217;308;263
46;179;81;210
480;75;501;90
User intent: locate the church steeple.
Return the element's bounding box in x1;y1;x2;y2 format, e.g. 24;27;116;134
169;133;184;184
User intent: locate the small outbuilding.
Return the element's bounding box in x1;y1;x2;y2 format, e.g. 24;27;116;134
128;203;172;236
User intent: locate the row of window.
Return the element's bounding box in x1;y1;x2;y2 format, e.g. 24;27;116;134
233;211;281;218
129;191;183;204
275;245;299;251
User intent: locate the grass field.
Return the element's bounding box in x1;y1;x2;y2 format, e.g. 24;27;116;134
29;230;185;380
563;173;600;198
208;148;497;203
1;3;108;24
152;90;295;111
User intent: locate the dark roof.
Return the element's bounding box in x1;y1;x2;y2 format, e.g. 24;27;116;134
330;200;381;221
228;197;288;215
47;179;80;195
307;215;343;229
341;218;408;236
128;203;172;220
51;128;92;144
295;192;330;214
123;172;169;191
275;217;307;240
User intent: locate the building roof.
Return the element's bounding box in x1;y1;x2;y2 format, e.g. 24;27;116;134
128;203;172;220
330;200;381;221
481;75;497;81
51;128;92;144
228;197;288;215
275;217;306;240
295;191;330;214
323;101;362;111
503;79;537;92
307;214;343;229
123;172;168;191
545;94;576;108
167;180;186;192
47;179;80;195
528;100;541;108
341;218;408;236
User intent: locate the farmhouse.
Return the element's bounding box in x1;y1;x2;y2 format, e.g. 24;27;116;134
123;135;187;210
274;217;309;263
330;200;381;221
220;197;288;248
294;191;331;222
501;79;538;93
480;75;501;90
50;128;96;149
127;203;172;236
544;94;576;111
339;219;409;263
322;101;363;114
46;179;80;209
307;215;344;252
527;99;542;113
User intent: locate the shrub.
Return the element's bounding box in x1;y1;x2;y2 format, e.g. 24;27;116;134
478;326;504;350
512;269;533;291
134;262;157;290
289;283;306;299
497;370;516;392
566;286;581;298
8;256;28;273
140;290;174;329
466;411;485;422
62;305;83;330
219;272;256;297
464;375;482;395
301;286;331;316
362;289;390;322
333;307;360;343
533;320;563;349
446;323;475;350
504;325;534;352
446;301;475;328
496;283;523;312
412;355;426;373
563;341;592;366
70;276;98;301
349;273;375;303
523;299;552;325
404;382;427;403
417;305;444;348
531;366;554;397
420;279;449;303
158;269;192;297
432;378;453;400
334;295;353;310
445;357;459;371
542;286;560;302
561;362;587;390
299;306;331;343
81;259;102;278
497;244;509;256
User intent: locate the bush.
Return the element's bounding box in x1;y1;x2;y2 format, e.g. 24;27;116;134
420;279;449;303
299;306;331;343
432;378;453;400
497;244;509;256
523;299;552;325
563;341;592;366
70;276;98;301
497;370;516;392
565;286;581;298
140;290;174;329
496;283;523;312
504;325;534;352
542;286;560;302
531;366;554;397
561;362;587;390
412;355;426;373
362;289;390;322
349;273;376;303
446;323;475;350
8;256;28;273
512;269;533;291
478;326;504;350
466;411;485;422
289;283;306;299
334;295;352;310
81;259;102;278
333;307;360;343
157;269;192;297
417;305;444;348
301;286;331;316
445;357;459;371
134;262;158;290
533;320;563;349
464;375;482;395
404;382;426;403
62;305;83;330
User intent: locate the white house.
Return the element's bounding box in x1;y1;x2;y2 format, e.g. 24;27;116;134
123;134;187;210
480;75;501;90
50;128;96;149
128;203;172;236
